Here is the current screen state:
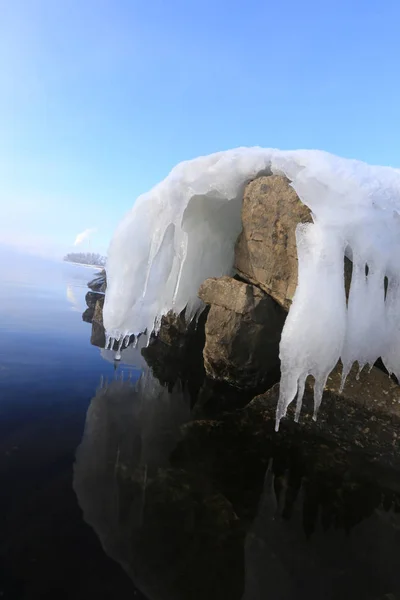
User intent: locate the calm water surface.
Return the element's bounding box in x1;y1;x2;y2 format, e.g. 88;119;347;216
1;249;400;600
0;250;143;599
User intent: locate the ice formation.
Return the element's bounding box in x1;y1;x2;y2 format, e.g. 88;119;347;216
103;147;400;429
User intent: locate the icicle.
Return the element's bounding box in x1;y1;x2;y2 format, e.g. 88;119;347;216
276;223;346;430
105;334;111;350
294;373;307;423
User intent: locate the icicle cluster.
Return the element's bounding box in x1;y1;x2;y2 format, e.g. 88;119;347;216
103;148;274;341
274;151;400;429
103;147;400;429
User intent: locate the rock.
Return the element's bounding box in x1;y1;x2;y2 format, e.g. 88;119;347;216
157;310;189;347
82;291;104;323
90;297;106;348
141;309;207;392
235;175;312;310
198;276;286;389
85;290;104;309
87;269;107;293
82;307;94;323
248;362;400;471
92;296;105;326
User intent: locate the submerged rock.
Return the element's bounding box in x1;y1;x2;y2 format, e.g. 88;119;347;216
199;276;286;389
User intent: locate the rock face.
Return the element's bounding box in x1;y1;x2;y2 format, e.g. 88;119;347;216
90;296;106;348
85;291;104;309
157;311;190;347
82;291;104;323
199;276;286;389
87;269;107;293
235;175;312;310
199;174;353;388
250;363;400;467
142;309;207;391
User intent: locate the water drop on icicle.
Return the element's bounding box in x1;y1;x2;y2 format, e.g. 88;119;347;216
114;337;124;361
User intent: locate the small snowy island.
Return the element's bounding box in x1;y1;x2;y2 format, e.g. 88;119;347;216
98;147;400;431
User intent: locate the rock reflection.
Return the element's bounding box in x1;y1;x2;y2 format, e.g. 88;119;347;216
243;462;400;600
74;362;400;600
74;367;243;600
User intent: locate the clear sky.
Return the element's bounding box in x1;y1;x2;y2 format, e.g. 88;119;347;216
2;0;400;258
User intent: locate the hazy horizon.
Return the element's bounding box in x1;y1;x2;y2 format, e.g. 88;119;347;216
3;1;400;258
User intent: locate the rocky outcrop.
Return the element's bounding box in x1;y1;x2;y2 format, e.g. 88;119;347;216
199;276;286;389
82;291;104;323
156;311;190;347
248;362;400;469
85;291;104;309
88;269;107;293
141;309;207;391
235;175;312;310
90;296;106;348
200;174;353;388
197;175;309;387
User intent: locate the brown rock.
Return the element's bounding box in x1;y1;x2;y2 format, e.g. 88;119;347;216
235;175;312;310
87;269;107;292
92;296;104;327
248;363;400;467
90;297;106;347
85;291;104;309
157;310;188;347
198;276;286;389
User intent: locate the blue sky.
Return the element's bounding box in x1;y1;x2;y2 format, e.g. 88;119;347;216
2;0;400;258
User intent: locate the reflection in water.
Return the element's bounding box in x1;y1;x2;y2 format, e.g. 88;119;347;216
66;285;80;312
243;463;400;600
100;341;148;371
74;366;192;600
74;344;400;600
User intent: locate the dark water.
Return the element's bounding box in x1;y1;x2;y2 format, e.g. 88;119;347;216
0;251;143;599
1;249;400;600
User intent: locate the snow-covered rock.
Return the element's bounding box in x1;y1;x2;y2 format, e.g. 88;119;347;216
104;147;400;429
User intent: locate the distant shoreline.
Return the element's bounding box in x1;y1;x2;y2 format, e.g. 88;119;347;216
66;261;103;270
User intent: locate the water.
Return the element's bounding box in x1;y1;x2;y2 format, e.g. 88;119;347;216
1;249;400;600
0;250;143;599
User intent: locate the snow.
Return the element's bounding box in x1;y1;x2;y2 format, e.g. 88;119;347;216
104;148;273;342
103;147;400;429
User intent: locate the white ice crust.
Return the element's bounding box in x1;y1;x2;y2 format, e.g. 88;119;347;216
103;147;400;428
